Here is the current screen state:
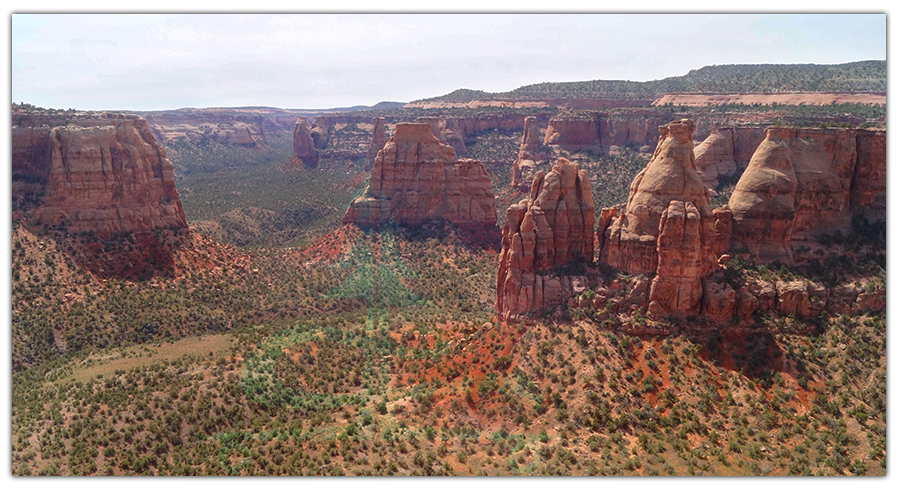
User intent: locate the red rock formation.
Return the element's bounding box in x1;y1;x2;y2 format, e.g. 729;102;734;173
142;108;298;147
600;119;725;317
510;116;550;191
439;118;468;155
544;115;600;149
694;128;737;188
850;130;887;217
292;117;319;167
728;126;884;262
342;123;496;230
309;116;332;149
497;158;594;320
13;112;187;235
415;117;470;155
694;126;771;188
13;111;190;279
367;117;388;171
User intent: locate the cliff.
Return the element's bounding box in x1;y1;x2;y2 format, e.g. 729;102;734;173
12;111;190;279
728;126;886;263
13;111;187;235
343;123;497;231
142;108;298;147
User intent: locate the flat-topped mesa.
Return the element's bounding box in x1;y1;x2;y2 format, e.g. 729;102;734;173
511;116;551;192
497;158;595;320
599;119;727;317
292;117;319;167
12;111;187;235
343;123;497;230
543;115;601;150
367;117;388;171
728;126;884;263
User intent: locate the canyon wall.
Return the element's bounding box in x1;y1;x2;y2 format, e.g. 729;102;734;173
343;123;496;231
143;108;298;147
728;126;886;263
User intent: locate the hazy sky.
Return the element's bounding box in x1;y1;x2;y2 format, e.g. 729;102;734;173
11;13;887;111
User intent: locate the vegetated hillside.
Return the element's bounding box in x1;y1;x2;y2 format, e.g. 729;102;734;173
416;61;886;102
165;131;294;178
179;157;368;248
10;101;887;477
11;264;886;476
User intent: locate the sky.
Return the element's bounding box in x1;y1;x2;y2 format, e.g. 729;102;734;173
10;13;887;111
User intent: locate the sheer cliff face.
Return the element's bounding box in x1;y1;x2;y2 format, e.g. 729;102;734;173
728;126;885;263
497;158;595;320
13;112;187;235
342;123;497;230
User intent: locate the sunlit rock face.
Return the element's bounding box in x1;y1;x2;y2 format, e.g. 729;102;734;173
728;126;885;263
13;111;187;234
343;123;497;230
599;119;726;317
497;158;594;320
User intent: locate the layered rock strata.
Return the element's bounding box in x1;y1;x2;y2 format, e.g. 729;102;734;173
342;123;496;230
143;108;298;147
367;117;388;170
510;116;550;191
13;112;187;235
694;127;768;188
292;117;320;167
497;158;595;320
600;119;726;317
543;115;600;150
728;126;885;263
